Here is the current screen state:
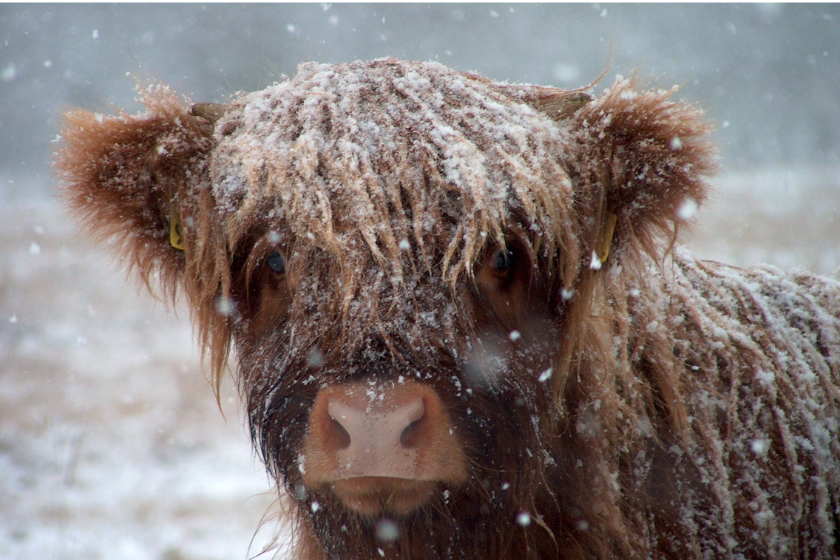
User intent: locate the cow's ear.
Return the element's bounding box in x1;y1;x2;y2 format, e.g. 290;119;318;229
564;77;717;267
56;85;222;300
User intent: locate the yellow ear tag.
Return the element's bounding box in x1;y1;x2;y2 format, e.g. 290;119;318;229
170;210;185;251
598;213;618;263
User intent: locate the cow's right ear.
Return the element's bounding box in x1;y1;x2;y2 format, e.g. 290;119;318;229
56;85;225;302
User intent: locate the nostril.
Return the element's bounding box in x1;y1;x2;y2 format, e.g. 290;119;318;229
399;397;425;448
326;401;355;450
330;417;352;449
400;419;422;448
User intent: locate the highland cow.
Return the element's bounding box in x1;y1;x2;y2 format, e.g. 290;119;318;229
57;59;840;559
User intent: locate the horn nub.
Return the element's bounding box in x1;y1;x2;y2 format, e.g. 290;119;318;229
530;91;593;120
189;102;230;124
494;83;593;122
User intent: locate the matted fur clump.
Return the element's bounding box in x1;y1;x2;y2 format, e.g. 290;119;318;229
57;58;840;559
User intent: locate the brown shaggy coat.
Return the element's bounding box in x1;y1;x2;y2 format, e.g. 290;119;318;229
58;59;840;559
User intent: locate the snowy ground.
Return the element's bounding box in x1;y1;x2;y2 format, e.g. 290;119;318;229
1;168;838;560
0;185;281;560
686;166;840;275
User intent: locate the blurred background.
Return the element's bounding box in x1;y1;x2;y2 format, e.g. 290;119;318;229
1;4;838;560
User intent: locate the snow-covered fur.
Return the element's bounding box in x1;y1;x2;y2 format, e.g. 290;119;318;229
57;59;840;559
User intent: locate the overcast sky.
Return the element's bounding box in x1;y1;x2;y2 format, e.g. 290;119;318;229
2;3;839;195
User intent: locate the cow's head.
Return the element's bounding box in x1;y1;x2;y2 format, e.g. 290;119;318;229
58;59;714;556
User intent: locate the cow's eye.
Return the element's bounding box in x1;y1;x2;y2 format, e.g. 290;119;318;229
491;248;514;273
267;251;286;274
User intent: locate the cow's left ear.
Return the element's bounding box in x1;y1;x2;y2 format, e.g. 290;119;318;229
563;77;717;266
57;85;239;387
56;85;223;299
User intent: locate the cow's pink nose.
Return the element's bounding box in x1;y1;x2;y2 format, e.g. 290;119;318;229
301;381;468;515
301;381;467;503
327;395;425;452
308;383;434;480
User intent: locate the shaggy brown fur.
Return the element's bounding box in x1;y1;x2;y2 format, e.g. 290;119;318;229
57;59;840;559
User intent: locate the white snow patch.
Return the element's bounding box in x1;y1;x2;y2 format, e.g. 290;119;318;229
756;369;776;388
214;296;235;316
677;198;699;221
375;519;399;542
750;438;770;456
553;63;580;83
669;136;682;151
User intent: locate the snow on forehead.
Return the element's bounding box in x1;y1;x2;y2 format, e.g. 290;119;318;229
211;59;573;274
